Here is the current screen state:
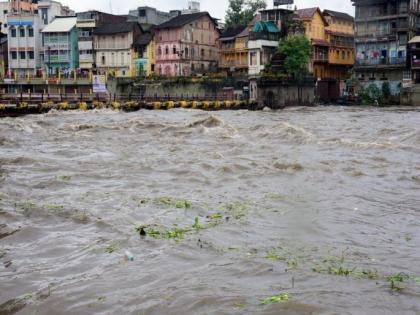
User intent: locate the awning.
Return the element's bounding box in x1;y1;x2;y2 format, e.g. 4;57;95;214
408;36;420;44
312;39;330;47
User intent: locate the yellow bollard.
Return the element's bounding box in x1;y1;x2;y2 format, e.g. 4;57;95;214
214;101;221;110
78;102;88;111
180;101;188;108
153;102;161;110
166;101;174;109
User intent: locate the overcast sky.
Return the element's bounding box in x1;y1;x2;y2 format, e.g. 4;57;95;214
62;0;355;21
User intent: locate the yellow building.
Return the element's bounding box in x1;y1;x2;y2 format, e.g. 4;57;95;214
296;8;354;81
323;10;355;80
219;25;249;74
134;31;155;76
296;7;330;79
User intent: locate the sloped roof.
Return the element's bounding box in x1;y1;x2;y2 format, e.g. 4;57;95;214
41;17;77;33
296;8;318;19
220;25;247;40
136;32;153;46
409;36;420;44
296;7;328;26
156;12;215;29
323;10;354;22
94;22;140;35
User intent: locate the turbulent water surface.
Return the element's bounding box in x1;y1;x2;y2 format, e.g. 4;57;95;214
0;107;420;315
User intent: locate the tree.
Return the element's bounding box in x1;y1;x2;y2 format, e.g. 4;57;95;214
278;35;311;81
225;0;267;29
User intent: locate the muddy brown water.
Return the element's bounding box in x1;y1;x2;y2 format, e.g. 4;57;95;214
0;107;420;315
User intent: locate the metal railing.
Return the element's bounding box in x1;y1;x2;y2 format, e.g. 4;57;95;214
356;57;406;66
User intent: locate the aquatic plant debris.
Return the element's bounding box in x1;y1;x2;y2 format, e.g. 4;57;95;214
261;293;290;305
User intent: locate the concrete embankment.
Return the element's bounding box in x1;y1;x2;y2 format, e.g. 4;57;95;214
0;100;254;117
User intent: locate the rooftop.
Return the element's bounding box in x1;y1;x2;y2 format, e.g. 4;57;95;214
323;10;354;22
94;22;140;35
41;16;77;33
156;12;214;29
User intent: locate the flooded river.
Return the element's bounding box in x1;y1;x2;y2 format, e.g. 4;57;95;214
0;107;420;315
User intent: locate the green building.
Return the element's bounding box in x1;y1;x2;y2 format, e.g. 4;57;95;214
41;16;79;76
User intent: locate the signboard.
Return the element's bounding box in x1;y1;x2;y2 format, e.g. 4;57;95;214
274;0;294;5
92;75;107;93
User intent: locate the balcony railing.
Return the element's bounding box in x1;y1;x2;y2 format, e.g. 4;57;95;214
249;32;281;42
313;53;328;62
356;57;406;66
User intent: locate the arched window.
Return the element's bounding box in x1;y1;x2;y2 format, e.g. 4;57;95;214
165;46;169;55
158;46;162;56
173;45;177;54
28;27;34;37
10;27;16;38
184;47;189;58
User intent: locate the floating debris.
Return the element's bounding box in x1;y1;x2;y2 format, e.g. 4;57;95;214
261;293;290;305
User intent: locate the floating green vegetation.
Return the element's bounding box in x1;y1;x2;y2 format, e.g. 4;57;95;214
220;201;251;220
44;203;65;211
207;213;223;220
97;296;107;302
261;293;290;305
265;250;284;262
136;197;193;209
56;175;72;181
15;201;37;211
135;224;187;240
105;244;118;254
266;193;287;201
192;217;203;230
385;273;410;291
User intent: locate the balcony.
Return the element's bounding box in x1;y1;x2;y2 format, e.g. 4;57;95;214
355;57;406;67
249;32;281;42
76;20;96;28
313;53;328;62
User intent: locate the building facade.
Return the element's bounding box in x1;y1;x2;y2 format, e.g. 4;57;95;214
41;16;78;75
134;31;155;76
219;25;249;74
323;10;355;81
7;0;74;77
93;22;143;77
0;1;9;33
248;9;292;77
352;0;419;93
127;6;174;25
155;12;220;76
296;8;330;78
76;11;126;72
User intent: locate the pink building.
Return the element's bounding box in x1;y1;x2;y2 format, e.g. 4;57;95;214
155;12;220;76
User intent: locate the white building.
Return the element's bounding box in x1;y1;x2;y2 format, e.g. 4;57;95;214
0;1;9;33
7;0;75;77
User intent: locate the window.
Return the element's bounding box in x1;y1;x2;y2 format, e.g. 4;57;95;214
158;46;162;55
250;52;257;65
10;27;16;38
28;51;34;59
11;51;17;59
19;27;25;37
101;55;105;65
201;48;205;57
28;27;34;37
184;47;189;58
165;46;169;54
173;45;176;54
19;51;26;59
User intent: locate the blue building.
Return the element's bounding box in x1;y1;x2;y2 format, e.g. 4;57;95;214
41;16;79;75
